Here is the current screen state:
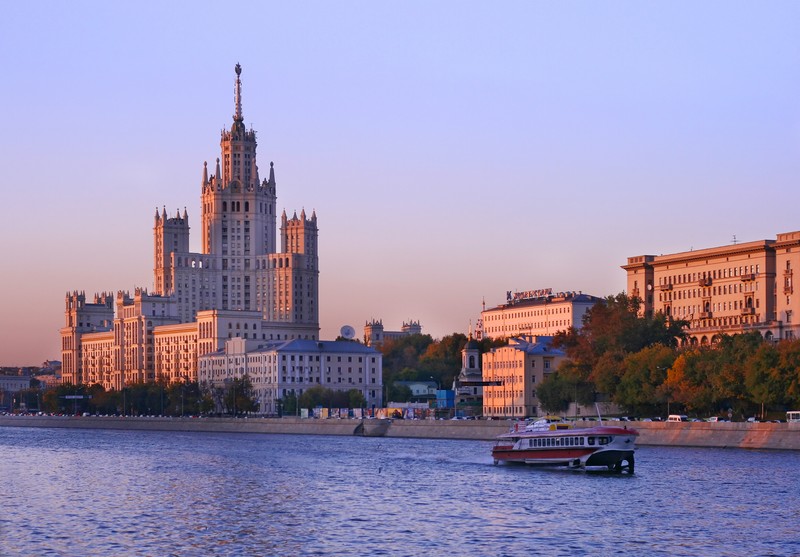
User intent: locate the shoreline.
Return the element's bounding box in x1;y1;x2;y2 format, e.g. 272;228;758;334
1;415;799;450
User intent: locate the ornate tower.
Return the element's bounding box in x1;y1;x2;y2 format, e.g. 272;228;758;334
153;207;190;295
265;209;319;328
200;64;278;311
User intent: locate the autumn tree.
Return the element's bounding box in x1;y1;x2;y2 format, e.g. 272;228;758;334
552;293;686;406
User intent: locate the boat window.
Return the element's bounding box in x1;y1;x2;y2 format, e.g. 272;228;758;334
528;439;533;448
598;436;611;445
588;437;595;445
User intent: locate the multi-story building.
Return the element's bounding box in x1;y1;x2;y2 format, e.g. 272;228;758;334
481;336;566;418
623;230;800;344
363;319;422;347
198;337;383;415
479;289;601;341
61;65;320;390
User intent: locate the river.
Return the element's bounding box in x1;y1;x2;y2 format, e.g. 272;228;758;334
1;426;797;557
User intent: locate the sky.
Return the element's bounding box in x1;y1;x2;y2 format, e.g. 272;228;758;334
2;1;800;365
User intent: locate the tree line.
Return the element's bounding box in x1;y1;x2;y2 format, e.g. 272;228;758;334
378;332;505;401
537;293;800;419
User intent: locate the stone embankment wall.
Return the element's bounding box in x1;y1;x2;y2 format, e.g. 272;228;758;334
1;415;799;450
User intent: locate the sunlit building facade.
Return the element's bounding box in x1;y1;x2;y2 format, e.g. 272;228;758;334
479;289;601;341
61;65;320;390
481;336;566;418
623;230;800;345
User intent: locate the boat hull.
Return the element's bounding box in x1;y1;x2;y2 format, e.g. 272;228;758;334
492;424;638;472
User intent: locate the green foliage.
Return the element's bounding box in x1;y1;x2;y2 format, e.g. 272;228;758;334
297;386;364;409
616;344;675;416
379;333;473;402
388;383;412;402
220;375;259;416
536;373;571;414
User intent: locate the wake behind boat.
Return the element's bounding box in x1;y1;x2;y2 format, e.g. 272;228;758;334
491;417;638;473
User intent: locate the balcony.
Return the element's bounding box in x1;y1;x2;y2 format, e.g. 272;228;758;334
741;307;755;316
698;278;712;287
740;273;756;282
659;283;673;291
700;311;713;319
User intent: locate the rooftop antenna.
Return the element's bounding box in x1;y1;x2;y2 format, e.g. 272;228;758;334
732;234;738;245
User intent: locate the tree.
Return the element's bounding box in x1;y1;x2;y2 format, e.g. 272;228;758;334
536;372;571;414
223;375;258;416
744;343;782;418
553;293;686;403
348;389;366;409
387;383;412;403
615;344;675;416
777;339;800;408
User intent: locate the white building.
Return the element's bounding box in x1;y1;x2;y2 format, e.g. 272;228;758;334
198;338;383;415
479;289;601;341
61;65;320;390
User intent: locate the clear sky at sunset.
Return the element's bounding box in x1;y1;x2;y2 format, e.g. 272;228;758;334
2;1;800;365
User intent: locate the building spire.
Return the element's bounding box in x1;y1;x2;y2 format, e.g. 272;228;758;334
234;63;243;123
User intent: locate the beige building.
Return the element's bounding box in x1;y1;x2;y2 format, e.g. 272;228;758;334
624;230;800;344
482;336;567;418
198;337;383;415
61;65;320;390
479;289;601;341
363;319;422;347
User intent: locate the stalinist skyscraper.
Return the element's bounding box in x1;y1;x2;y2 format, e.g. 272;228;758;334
62;65;320;389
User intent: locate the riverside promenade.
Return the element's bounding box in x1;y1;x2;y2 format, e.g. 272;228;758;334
1;415;799;450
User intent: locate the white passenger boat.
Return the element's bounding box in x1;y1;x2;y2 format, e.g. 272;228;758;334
491;417;638;473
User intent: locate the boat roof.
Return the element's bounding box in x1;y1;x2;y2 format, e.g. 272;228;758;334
499;425;638;439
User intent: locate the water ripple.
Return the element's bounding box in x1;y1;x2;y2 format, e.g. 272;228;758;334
1;429;798;556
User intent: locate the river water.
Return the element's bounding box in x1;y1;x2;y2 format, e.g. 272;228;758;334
1;426;797;557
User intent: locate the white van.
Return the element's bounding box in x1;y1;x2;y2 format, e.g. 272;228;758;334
668;414;689;422
786;411;800;423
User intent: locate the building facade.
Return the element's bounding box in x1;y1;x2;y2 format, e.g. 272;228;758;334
61;65;320;390
481;336;566;419
479;289;601;341
198;337;383;415
363;319;422;347
623;230;800;344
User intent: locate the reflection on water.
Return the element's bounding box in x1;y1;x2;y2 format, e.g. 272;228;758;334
2;427;799;557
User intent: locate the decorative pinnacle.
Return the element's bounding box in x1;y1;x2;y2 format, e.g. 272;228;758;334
234;63;243;122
